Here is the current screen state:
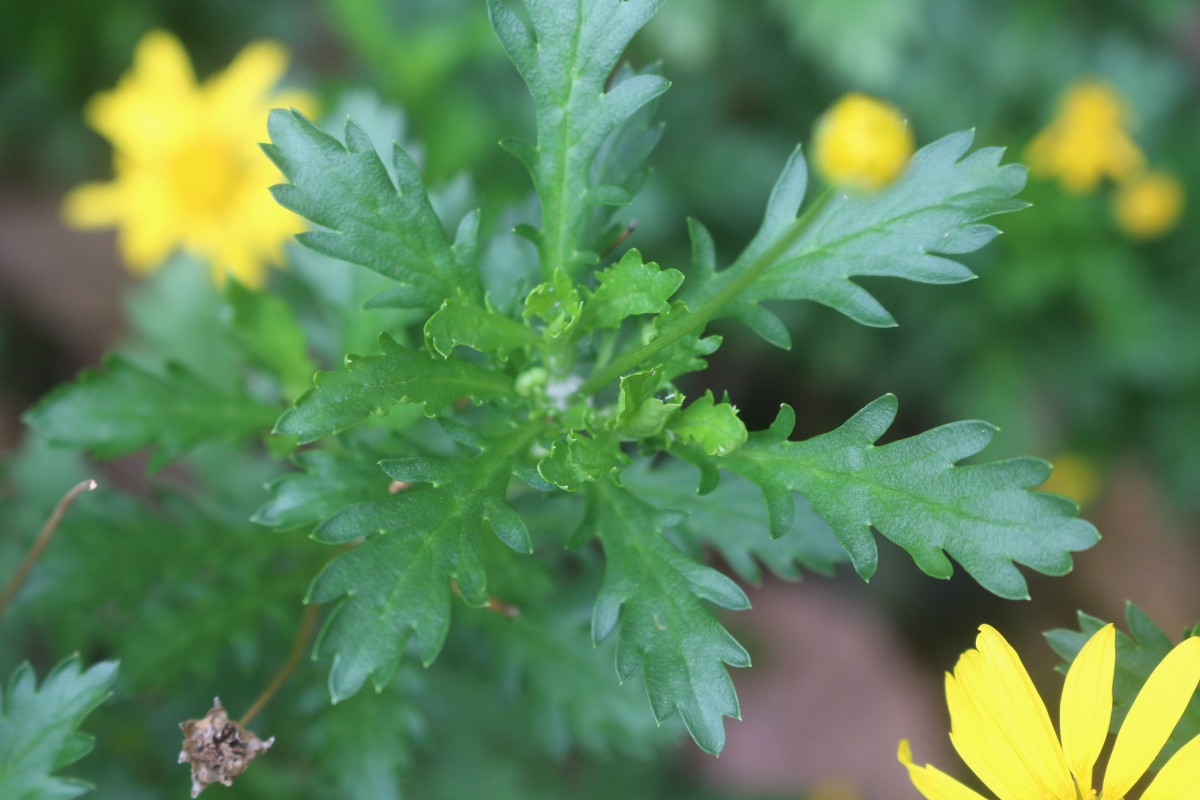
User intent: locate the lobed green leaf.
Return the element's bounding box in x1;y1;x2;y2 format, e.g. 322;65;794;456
253;450;394;531
578;248;682;332
623;459;847;584
579;479;750;754
23;357;277;470
690;131;1028;342
0;657;118;800
264;109;481;309
489;0;669;278
275;333;514;443
307;428;535;700
724;395;1098;599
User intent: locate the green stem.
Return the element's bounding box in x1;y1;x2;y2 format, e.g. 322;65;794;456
578;189;833;395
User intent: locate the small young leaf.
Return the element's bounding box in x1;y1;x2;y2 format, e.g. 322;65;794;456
1046;603;1200;769
642;302;723;385
24;357;276;469
0;657;118;800
424;291;540;359
523;268;583;340
537;431;627;492
308;427;536;700
581;479;750;755
724;395;1098;599
264;110;481;308
578;248;683;332
275;333;514;443
667;392;747;457
612;369;681;438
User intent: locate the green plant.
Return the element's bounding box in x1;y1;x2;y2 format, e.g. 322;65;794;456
6;1;1127;795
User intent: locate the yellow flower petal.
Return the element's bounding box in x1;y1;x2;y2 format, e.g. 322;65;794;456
1141;731;1200;800
897;740;989;800
946;662;1032;800
87;30;198;150
1059;623;1115;793
205;40;288;123
950;626;1074;799
62;182;124;228
1102;636;1200;798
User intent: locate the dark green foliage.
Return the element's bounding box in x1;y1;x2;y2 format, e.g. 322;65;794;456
23;357;277;469
10;0;1108;777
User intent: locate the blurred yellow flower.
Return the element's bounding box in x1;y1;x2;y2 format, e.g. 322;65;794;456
63;30;315;287
1039;452;1101;509
899;624;1200;800
1113;171;1185;240
812;93;914;192
1026;80;1144;194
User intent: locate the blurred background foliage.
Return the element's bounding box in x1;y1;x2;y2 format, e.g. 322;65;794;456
3;0;1200;798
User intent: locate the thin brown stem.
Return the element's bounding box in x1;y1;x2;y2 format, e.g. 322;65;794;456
0;479;97;620
238;602;320;728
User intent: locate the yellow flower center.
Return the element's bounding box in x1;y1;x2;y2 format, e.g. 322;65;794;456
170;139;243;214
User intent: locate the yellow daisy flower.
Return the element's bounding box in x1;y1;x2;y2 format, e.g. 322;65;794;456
900;623;1200;799
811;92;915;193
63;30;315;287
1026;81;1145;194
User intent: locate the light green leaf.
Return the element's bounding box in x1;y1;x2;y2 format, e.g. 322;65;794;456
581;479;750;755
0;657;118;800
1046;603;1200;770
690;131;1027;339
307;427;536;700
488;0;669;278
579;248;682;332
612;369;681;438
264;110;481;308
23;357;277;470
223;278;316;400
523;269;583;339
644;302;724;385
275;333;514;443
724;395;1098;599
667;392;747;457
424;290;540;359
537;431;627;492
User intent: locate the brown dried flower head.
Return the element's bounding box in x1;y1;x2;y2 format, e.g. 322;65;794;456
178;697;274;797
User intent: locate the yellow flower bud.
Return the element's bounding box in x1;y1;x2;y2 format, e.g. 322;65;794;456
812;93;915;193
1113;171;1185;240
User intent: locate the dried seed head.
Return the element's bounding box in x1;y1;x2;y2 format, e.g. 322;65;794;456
178;698;274;797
